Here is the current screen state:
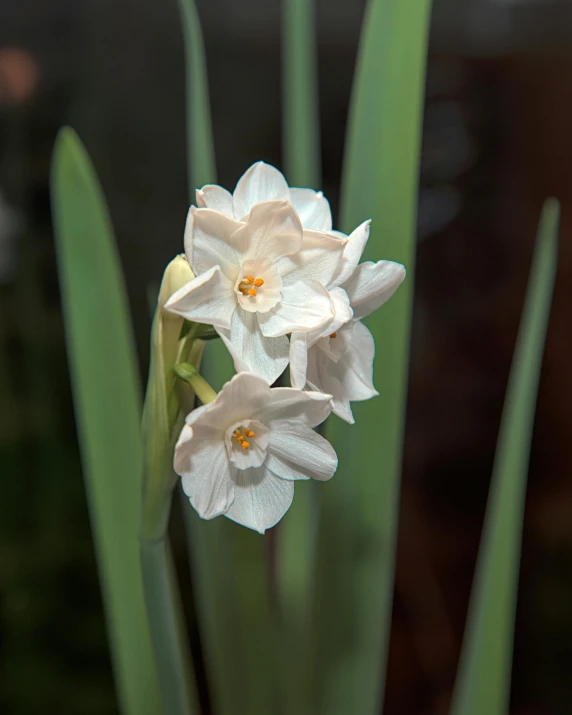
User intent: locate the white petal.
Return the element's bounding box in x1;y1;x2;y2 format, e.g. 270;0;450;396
331;220;371;287
185;206;246;279
343;260;406;320
165;265;236;330
254;387;333;428
315;314;355;364
175;428;235;520
334;321;378;400
313;287;353;345
288;332;309;389
224;310;289;384
224;467;294;533
233;200;302;261
277;229;347;289
306;350;356;425
233;161;291;219
309;320;378;426
257;280;333;338
196;185;235;217
289;188;332;231
288;287;353;387
266;421;337;481
182;372;271;436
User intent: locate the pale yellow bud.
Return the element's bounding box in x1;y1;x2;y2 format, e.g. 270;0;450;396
157;254;194;314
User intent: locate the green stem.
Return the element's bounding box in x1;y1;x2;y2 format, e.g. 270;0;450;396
140;526;196;715
174;362;217;405
140;320;201;715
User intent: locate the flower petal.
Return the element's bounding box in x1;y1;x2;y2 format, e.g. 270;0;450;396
289;188;332;231
221;309;289;384
288;287;353;388
266;421;337;481
254;387;333;428
165;265;236;330
196;185;235;217
257;280;333;338
307;320;378;425
185;206;246;279
288;332;309;389
343;260;406;320
306;351;356;425
277;229;347;289
232;200;302;261
175;428;235;520
224;467;294;533
233;161;291;219
331;220;371;287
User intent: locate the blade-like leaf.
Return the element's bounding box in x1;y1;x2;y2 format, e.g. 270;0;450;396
313;1;433;713
450;199;559;715
51;127;161;715
282;0;320;188
278;1;320;712
177;4;275;714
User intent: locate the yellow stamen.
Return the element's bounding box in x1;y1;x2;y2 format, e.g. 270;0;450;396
253;278;264;287
247;288;257;297
244;429;255;438
330;332;337;339
240;440;250;450
245;275;255;284
238;286;248;294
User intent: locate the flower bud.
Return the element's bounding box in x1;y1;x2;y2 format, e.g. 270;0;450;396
158;254;194;315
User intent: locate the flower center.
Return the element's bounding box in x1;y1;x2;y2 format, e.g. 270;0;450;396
237;275;265;298
232;427;256;450
234;258;282;314
225;419;270;469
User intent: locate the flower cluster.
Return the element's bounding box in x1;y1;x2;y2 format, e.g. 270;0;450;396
167;162;405;532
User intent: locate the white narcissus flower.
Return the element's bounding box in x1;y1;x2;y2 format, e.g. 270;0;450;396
195;160;333;231
165;199;346;384
174;373;337;534
290;222;406;424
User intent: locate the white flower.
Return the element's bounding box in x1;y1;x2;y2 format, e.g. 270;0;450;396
195;160;333;231
165;199;346;384
174;372;337;533
290;223;406;423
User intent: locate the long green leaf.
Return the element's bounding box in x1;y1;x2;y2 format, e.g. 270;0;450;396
313;2;432;713
278;1;320;712
177;4;275;714
450;199;559;715
282;0;320;188
51;127;161;715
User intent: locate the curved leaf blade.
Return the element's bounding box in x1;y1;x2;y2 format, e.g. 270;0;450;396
450;199;559;715
51;127;161;715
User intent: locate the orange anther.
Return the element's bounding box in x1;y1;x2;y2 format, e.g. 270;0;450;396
330;332;337;339
247;288;257;297
253;278;264;287
244;429;255;438
245;275;255;284
238;286;248;294
240;440;250;449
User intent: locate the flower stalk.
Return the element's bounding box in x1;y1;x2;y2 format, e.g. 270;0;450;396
174;362;217;405
139;258;202;715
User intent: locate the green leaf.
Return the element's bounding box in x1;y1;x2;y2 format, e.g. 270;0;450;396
313;1;433;713
51;127;162;715
450;199;559;715
281;0;320;188
176;4;275;715
277;1;320;712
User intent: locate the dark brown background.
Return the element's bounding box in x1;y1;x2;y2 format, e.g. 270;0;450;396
0;1;571;713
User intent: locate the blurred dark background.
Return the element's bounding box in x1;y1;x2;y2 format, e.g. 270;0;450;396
1;0;571;713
